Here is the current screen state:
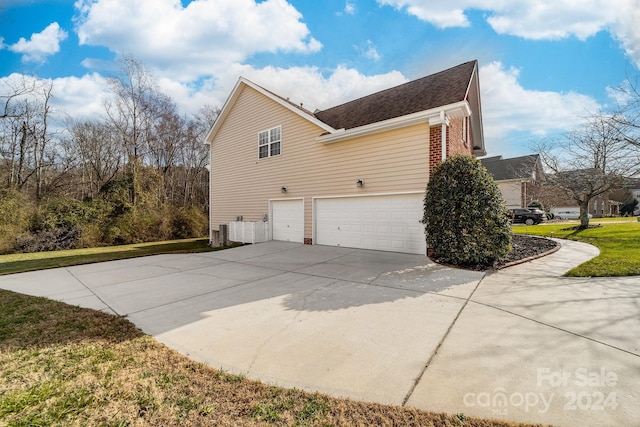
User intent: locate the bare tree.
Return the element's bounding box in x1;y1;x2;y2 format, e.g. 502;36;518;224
64;119;124;198
535;111;640;228
182;104;219;207
1;77;60;199
609;74;640;149
2;98;38;191
32;81;55;200
104;55;159;205
0;74;42;119
142;92;183;204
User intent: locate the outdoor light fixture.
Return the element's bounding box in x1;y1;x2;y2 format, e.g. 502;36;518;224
356;179;364;187
281;186;288;193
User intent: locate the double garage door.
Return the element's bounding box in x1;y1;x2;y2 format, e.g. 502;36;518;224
271;193;426;255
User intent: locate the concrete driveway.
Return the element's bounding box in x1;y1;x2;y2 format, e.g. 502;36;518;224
0;240;638;427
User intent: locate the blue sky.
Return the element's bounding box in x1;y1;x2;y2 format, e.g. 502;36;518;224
1;0;639;157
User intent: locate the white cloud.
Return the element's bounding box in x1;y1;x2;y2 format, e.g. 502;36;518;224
74;0;322;81
344;1;356;15
362;40;381;61
479;61;600;154
0;72;109;132
161;62;405;115
8;22;68;63
605;75;640;108
225;64;407;111
50;73;111;120
377;0;640;67
377;0;470;28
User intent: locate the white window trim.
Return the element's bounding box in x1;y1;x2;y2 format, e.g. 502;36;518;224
258;125;282;159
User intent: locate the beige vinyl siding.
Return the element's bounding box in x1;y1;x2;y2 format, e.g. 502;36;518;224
210;85;430;239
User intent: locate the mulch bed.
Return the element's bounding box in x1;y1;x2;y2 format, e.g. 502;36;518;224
429;234;560;271
494;234;559;268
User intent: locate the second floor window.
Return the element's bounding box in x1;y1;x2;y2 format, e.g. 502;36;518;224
259;126;281;159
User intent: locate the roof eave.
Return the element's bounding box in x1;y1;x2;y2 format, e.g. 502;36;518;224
466;62;486;157
203;78;244;145
474;146;487;157
317;101;471;144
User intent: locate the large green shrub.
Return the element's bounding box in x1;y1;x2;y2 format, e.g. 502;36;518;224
422;154;512;267
14;197;104;253
100;208;164;245
28;197;102;232
170;206;208;239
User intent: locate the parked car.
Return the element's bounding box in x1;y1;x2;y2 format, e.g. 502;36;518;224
550;209;593;220
509;208;545;225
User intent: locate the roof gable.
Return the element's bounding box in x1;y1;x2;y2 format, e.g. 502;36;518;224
205;78;334;144
314;60;477;130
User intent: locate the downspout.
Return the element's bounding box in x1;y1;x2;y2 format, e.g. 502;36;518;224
440;111;447;161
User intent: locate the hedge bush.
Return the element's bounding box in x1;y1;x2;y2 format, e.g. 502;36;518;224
422;155;512;267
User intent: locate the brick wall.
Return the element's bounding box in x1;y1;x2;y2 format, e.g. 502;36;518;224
429;126;442;178
447;117;473;157
429;118;474;177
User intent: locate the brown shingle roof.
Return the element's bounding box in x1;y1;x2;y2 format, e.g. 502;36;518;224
314;60;477;130
480;154;541;181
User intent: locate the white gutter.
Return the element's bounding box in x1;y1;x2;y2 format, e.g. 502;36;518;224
316;101;470;144
440;111;447;161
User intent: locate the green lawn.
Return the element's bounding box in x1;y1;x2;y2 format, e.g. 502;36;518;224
513;217;640;277
0;238;227;276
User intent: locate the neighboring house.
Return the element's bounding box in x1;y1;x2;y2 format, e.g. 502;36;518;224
539;177;624;218
547;192;621;218
205;60;485;255
480;154;545;209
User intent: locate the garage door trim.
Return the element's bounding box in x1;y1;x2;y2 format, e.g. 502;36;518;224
269;197;305;243
312;191;425;254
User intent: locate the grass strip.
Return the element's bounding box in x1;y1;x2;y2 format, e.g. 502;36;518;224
0;238;236;276
513;219;640;276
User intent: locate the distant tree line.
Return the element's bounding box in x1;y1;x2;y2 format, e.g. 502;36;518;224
0;57;216;254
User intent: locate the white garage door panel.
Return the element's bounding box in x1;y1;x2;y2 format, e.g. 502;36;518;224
315;194;426;255
272;199;304;243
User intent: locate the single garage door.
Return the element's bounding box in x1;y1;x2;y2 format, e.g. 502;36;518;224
315;193;426;254
271;199;304;243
